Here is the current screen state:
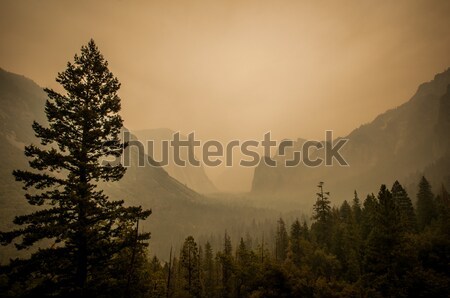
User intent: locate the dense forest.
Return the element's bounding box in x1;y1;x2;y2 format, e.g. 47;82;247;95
124;178;450;298
2;174;449;297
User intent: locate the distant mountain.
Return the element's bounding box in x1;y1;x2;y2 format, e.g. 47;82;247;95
0;68;274;261
132;128;217;194
0;68;47;219
252;68;450;207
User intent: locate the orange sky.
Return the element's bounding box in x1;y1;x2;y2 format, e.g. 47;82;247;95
1;0;450;144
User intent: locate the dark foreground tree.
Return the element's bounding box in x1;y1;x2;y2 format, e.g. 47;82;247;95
0;40;151;297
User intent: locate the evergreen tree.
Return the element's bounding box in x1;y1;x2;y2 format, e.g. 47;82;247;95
361;194;377;240
179;236;201;297
416;176;437;230
217;232;234;298
301;220;310;241
0;40;151;297
289;220;302;266
364;185;404;296
338;200;362;281
339;200;352;224
202;242;215;297
234;238;258;298
275;218;288;262
148;256;166;297
391;180;417;232
329;207;345;265
311;182;332;247
351;190;362;224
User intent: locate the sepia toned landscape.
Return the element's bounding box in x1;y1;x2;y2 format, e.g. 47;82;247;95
0;1;449;297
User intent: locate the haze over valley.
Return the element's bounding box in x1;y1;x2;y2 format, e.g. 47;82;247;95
0;1;449;297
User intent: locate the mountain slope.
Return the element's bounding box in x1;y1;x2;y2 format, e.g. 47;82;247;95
252;68;450;206
132;128;217;194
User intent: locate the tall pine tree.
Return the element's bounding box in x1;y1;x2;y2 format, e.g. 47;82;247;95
311;182;332;247
391;180;417;232
416;176;437;230
0;40;151;297
364;185;403;296
179;236;201;297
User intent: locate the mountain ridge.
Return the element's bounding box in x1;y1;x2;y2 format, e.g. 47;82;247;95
251;67;450;207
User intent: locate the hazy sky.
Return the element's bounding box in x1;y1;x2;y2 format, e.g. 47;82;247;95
1;0;450;143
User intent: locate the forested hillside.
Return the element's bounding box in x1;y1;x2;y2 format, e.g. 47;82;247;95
145;178;450;298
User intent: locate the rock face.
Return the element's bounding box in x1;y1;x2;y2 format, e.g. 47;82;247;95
251;68;450;206
132;128;218;194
